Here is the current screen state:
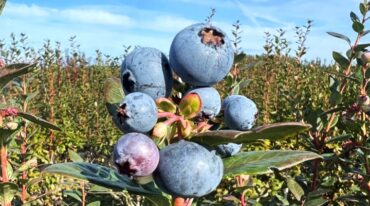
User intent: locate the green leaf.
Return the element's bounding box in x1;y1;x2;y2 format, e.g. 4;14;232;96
327;32;351;45
68;150;84;162
327;134;352;144
179;93;202;119
287;177;304;201
18;112;61;131
365;68;370;78
0;63;36;91
156;98;177;113
337;195;369;205
12;158;37;178
354;43;370;52
350;11;360;23
329;91;342;106
332;51;350;68
145;194;171;206
0;0;6;15
0;127;21;145
43;162;161;195
64;190;82;203
192;122;311;146
352;21;364;33
87;201;101;206
275;194;289;205
360;3;367;16
223;150;322;177
104;78;124;116
234;52;246;64
363;30;370;37
0;182;18;205
304;189;330;206
231;84;240;95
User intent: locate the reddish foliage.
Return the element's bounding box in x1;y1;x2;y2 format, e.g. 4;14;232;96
0;107;18;117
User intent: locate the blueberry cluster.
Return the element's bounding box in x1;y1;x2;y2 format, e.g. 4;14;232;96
111;23;259;198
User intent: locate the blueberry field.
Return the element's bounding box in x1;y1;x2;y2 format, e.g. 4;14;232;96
1;0;370;206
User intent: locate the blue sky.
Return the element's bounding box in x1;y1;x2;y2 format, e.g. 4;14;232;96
0;0;366;62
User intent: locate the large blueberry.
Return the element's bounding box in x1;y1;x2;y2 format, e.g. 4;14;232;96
169;23;234;86
222;95;258;131
216;143;242;158
113;133;159;177
117;92;157;133
187;87;221;118
121;47;173;100
154;140;223;198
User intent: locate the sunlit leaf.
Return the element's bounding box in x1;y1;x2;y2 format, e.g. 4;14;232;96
178;93;202;119
156;98;177;113
223;150;322;177
87;201;101;206
68;150;84;162
104;78;124;116
287;177;304;201
192;122;311;146
43;162;161;195
0;182;18;205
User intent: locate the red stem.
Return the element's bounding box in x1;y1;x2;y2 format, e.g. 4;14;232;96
1;145;8;182
158;112;177;118
1;144;11;206
241;192;246;206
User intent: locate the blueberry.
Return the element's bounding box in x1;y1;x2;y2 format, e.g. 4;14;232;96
169;23;234;86
154;140;223;198
187;87;221;118
121;47;173;100
117;92;157;133
113;133;159;177
216;143;242;157
222;95;258;131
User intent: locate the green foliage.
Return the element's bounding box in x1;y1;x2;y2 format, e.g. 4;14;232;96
192;122;311;145
223;150;321;176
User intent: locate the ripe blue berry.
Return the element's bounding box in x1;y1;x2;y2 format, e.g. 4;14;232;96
121;47;173;100
154;140;223;197
117;92;157;133
223;95;258;130
170;23;234;86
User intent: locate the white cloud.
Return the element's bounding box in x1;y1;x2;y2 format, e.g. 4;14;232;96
60;9;134;27
4;3;53;17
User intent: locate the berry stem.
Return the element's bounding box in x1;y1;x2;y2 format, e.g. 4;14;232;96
158;112;177;118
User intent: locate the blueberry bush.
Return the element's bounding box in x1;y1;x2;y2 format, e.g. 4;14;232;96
1;1;370;205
